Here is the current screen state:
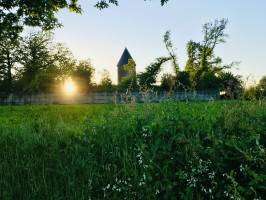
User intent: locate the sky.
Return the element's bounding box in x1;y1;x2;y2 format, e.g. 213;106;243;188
52;0;266;84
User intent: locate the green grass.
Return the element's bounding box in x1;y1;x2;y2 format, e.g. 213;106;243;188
0;101;265;199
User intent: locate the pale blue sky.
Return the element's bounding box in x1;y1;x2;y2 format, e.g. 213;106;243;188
53;0;266;84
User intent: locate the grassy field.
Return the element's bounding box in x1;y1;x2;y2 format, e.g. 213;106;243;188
0;101;265;199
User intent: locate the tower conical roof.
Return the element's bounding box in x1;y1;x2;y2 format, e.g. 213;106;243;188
117;48;133;67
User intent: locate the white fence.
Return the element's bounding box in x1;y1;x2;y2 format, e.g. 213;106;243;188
0;91;219;105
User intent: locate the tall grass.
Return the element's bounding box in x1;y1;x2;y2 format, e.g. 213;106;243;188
0;101;265;199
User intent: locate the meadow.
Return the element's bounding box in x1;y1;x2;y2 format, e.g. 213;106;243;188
0;101;265;199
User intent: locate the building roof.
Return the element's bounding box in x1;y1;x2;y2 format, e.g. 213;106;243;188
117;48;133;67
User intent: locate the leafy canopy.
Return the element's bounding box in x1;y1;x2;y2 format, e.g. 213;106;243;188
0;0;170;38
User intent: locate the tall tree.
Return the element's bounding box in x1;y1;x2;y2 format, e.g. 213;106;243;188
219;72;243;99
18;32;76;94
71;60;95;93
99;69;112;91
185;19;231;89
163;31;179;75
0;33;21;94
138;57;171;89
18;32;54;93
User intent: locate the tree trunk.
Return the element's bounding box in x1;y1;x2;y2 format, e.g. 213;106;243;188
6;50;12;94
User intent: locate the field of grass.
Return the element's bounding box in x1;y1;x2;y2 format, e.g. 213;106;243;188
0;101;265;199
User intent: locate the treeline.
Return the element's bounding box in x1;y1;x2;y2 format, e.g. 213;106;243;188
0;32;97;95
0;19;265;99
116;18;260;100
244;77;266;100
116;18;266;100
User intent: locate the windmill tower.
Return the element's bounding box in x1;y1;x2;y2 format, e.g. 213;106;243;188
117;48;136;84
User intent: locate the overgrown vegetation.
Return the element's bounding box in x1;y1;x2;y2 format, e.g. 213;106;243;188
0;101;265;199
244;76;266;100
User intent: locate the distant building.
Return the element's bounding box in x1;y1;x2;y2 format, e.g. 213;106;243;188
117;48;136;84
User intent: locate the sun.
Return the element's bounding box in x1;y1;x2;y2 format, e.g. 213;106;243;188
63;78;76;95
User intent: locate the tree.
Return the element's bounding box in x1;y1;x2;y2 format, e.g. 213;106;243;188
175;71;191;90
257;76;266;97
99;69;113;91
160;73;175;92
71;60;95;93
18;32;55;94
0;1;81;37
184;19;231;89
96;0;169;9
0;0;169;40
119;59;138;91
17;31;77;94
138;57;171;89
53;43;77;81
163;31;179;75
0;33;21;94
198;71;220;90
244;86;260;100
219;72;243;99
243;76;266;100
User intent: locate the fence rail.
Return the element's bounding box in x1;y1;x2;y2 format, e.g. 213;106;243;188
0;91;219;105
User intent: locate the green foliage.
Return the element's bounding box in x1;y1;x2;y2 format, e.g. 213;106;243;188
184;19;231;90
72;60;95;93
243;86;260;100
158;19;240;93
163;31;179;75
160;73;175;91
4;31;95;94
0;33;21;94
18;32;56;94
257;76;266;97
219;72;243;99
118;59;138;91
0;0;169;40
0;0;81;36
138;57;171;89
98;69;113;91
95;0;169;9
243;76;266;100
198;71;220;90
175;71;191;90
0;101;265;199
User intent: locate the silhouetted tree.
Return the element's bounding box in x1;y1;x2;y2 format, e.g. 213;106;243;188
18;32;55;94
0;0;169;42
72;60;95;93
160;73;175;92
0;33;21;94
219;72;243;99
99;69;113;91
244;86;260;100
138;57;171;89
17;32;78;94
163;31;179;75
175;71;191;90
185;19;232;89
257;76;266;97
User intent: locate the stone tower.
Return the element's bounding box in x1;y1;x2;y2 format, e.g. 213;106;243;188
117;48;136;84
